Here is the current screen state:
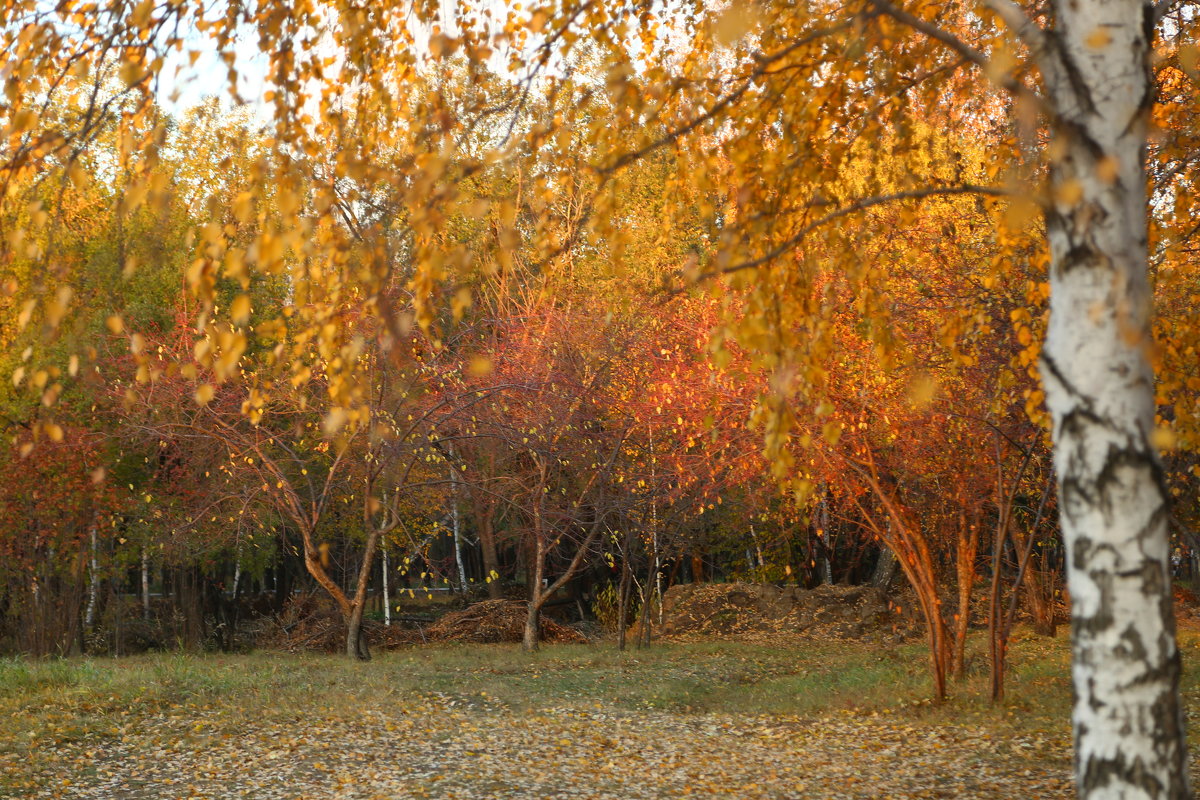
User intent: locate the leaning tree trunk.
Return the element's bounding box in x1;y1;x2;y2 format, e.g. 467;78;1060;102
523;534;547;652
1040;3;1189;795
346;526;382;660
952;514;978;680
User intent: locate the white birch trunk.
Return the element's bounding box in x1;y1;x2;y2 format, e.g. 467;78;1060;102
1039;3;1188;795
451;465;467;593
85;527;99;628
231;539;243;600
382;547;391;627
141;548;150;621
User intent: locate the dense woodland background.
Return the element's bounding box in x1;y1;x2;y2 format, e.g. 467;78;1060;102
1;72;1196;675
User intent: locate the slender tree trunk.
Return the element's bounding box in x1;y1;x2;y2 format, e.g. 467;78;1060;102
636;546;655;649
140;547;151;621
450;462;467;593
346;526;382;660
523;534;546;652
1038;4;1188;794
111;578;121;657
231;544;242;601
85;527;98;628
478;502;502;600
953;514;978;679
818;494;834;585
987;514;1007;702
617;542;632;651
382;547;391;627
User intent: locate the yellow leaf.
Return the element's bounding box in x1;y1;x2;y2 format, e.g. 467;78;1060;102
908;374;938;409
1053;179;1083;207
467;356;493;377
195;383;215;405
1151;426;1176;452
714;4;758;44
1085;27;1112;49
231;294;252;325
822;420;843;446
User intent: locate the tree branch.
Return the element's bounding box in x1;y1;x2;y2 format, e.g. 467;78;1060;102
703;184;1012;278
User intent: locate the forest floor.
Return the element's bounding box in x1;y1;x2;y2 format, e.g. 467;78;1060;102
4;628;1200;799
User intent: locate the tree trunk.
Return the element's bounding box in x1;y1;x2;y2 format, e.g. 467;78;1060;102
1009;523;1059;638
450;462;467;593
988;514;1007;702
617;544;632;651
382;547;391;627
1040;4;1188;794
871;546;897;590
141;547;151;621
817;493;834;585
231;544;242;602
346;525;382;660
523;599;541;652
953;514;978;679
478;501;502;600
523;534;546;652
345;606;370;660
85;527;98;628
636;550;654;649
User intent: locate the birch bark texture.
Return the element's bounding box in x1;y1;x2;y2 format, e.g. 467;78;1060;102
1036;1;1189;796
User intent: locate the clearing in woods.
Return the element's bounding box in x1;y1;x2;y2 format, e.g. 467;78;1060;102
4;632;1200;799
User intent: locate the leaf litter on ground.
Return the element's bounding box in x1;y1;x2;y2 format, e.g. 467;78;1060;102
4;632;1200;799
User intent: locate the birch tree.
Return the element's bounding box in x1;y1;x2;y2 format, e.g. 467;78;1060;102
1025;2;1189;795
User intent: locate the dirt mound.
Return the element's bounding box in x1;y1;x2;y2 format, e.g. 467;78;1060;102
427;599;587;644
658;583;918;642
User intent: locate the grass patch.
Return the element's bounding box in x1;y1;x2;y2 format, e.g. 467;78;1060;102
8;627;1189;797
4;626;1197;761
0;630;1078;732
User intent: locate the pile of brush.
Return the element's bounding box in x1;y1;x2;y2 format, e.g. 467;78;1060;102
426;599;586;644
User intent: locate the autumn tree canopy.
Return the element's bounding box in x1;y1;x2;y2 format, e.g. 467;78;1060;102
3;1;1200;797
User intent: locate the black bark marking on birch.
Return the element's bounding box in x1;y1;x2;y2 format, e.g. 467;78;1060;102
1053;118;1108;161
1072;550;1117;637
1116;622;1149;662
1044;28;1098;114
1151;672;1188;759
1040;353;1096;409
1093;445;1162;509
1084;676;1106;712
1060;239;1106;273
1083;749;1169;796
1126;641;1181;691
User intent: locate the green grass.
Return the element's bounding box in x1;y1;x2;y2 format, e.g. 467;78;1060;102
7;626;1200;797
5;625;1200;761
0;630;1079;733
